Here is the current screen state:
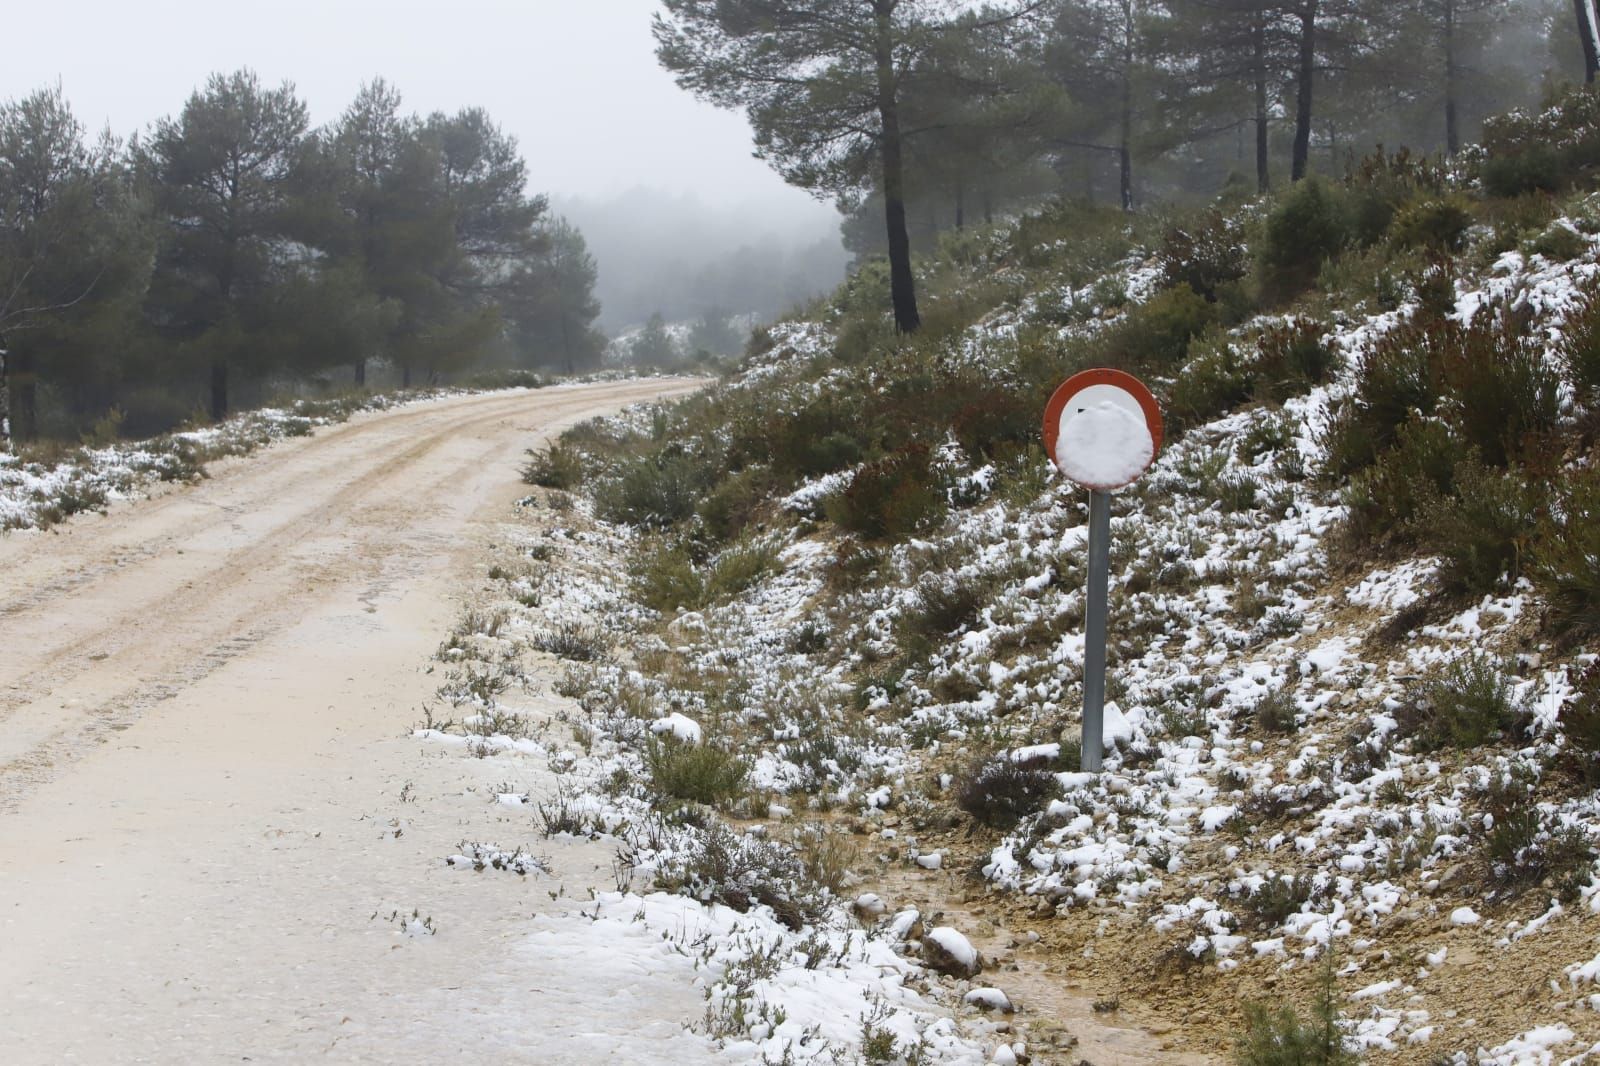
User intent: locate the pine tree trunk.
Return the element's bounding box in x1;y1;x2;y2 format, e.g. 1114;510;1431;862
873;1;921;334
209;360;228;423
1291;0;1319;182
1254;11;1270;194
354;358;366;388
0;349;9;450
1577;0;1600;83
13;350;37;441
1119;35;1134;212
1444;0;1461;155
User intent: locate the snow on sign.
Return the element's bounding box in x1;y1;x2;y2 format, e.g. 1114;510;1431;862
1042;368;1163;490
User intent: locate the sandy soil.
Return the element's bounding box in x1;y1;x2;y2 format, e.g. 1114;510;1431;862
0;382;724;1065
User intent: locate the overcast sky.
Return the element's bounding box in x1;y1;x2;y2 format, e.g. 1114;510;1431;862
3;0;832;220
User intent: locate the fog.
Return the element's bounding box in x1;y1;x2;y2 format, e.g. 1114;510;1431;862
2;0;845;327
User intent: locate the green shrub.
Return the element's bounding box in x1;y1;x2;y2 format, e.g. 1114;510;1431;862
1532;464;1600;637
1158;211;1250;302
1343;147;1449;246
1320;319;1443;476
1388;195;1474;252
1167;334;1253;428
1560;282;1600;407
523;441;586;489
1104;283;1218;369
1341;417;1457;545
632;541;708;613
1254;318;1339;398
1478;86;1600;197
826;444;945;540
1235;955;1356;1066
1418;460;1542;595
699;467;774;543
646;737;749;806
531;623;612;662
1528;220;1590;261
1560;663;1600;782
1259;178;1353;302
706;536;782;601
1242;873;1314;927
956;755;1058;828
1254;689;1301;734
595;451;709;528
1439;308;1560;468
1397;653;1525;751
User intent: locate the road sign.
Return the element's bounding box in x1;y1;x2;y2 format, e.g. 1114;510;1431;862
1041;368;1163;773
1043;368;1163;491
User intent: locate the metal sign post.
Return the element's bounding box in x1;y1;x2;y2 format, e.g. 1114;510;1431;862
1081;489;1112;772
1041;369;1163;774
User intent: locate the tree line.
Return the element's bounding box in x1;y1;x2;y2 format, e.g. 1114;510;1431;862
0;72;604;444
656;0;1579;333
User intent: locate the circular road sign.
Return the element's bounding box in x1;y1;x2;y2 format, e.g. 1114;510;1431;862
1042;368;1164;491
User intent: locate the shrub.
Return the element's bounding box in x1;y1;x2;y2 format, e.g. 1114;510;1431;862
595;451;709;528
1167;334;1253;429
646;737;749;806
1388;195;1473;252
632;541;707;613
698;466;774;544
901;571;990;645
1235;954;1356;1066
1242;873;1314;928
1417;460;1542;595
956;755;1058;828
1259;178;1353;302
1528;220;1590;261
1340;417;1458;545
1396;653;1525;751
826;444;946;540
1439;307;1560;468
639;820;820;930
1105;283;1217;369
531;623;612;662
1158;211;1250;302
1254;689;1301;734
951;390;1035;462
522;441;585;489
1532;464;1600;637
1478;86;1600;197
1254;319;1339;398
1560;281;1600;408
1320;318;1444;477
1560;663;1600;783
706;536;782;601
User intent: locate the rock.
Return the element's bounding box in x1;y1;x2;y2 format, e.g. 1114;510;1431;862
965;987;1014;1013
916;851;944;871
922;926;984;978
854;893;888;918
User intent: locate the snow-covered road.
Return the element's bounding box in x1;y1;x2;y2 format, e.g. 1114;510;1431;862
0;381;731;1063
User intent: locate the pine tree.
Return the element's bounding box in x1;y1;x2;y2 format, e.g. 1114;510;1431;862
654;0;1048;334
145;70;310;419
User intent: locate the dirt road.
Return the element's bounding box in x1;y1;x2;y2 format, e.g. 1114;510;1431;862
0;381;727;1064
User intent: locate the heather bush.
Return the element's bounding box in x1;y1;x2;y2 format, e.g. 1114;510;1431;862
1341;417;1457;545
1532;464;1600;637
1397;653;1526;751
1103;282;1217;369
1158;211;1250;302
1438;307;1560;468
956;755;1058;828
1388;195;1474;252
1418;460;1542;594
826;444;946;540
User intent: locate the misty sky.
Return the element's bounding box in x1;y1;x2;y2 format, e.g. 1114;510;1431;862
3;0;833;220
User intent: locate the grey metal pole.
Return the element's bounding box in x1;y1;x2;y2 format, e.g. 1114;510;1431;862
1081;489;1112;772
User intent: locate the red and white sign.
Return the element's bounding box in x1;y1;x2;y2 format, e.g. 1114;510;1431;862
1042;369;1164;491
